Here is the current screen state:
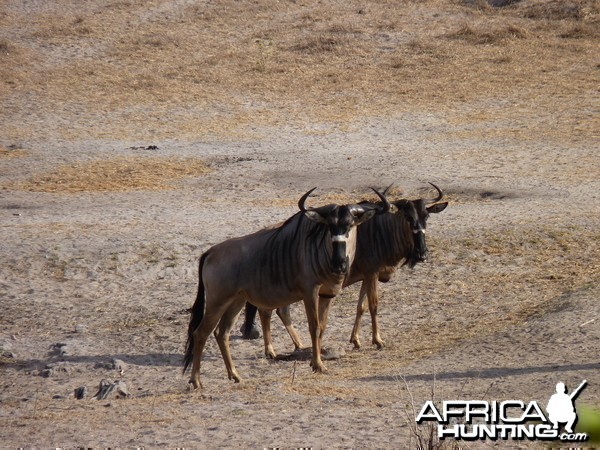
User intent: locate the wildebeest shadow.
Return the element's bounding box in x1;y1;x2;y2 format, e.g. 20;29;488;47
358;362;600;383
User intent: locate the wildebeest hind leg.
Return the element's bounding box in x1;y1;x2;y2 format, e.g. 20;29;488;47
214;299;245;383
276;305;304;351
350;282;368;349
190;305;228;390
258;308;276;359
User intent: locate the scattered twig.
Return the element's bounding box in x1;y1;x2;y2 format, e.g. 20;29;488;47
580;317;595;327
291;360;297;385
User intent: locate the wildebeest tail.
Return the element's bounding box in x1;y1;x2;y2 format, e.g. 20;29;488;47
183;251;209;374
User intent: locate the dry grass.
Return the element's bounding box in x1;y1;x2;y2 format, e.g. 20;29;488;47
0;0;598;141
518;0;599;21
17;157;210;193
444;23;528;44
0;145;27;158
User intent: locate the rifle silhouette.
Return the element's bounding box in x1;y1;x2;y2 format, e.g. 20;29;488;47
569;380;587;400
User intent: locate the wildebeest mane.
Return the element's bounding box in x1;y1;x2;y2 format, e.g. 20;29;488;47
354;200;415;273
257;210;331;290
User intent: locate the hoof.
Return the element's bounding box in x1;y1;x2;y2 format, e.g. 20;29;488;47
310;361;327;373
374;340;385;350
228;370;242;383
351;339;361;350
189;378;202;390
240;323;260;340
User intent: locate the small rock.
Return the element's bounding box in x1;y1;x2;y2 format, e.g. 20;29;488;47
93;379;130;400
49;342;68;357
74;386;87;400
94;358;127;372
321;346;346;361
111;358;127;372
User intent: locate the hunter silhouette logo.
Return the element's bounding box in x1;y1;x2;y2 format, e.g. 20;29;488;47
546;380;587;434
416;380;589;442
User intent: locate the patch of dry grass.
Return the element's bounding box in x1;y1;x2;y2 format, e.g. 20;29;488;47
444;23;528;44
0;145;27;158
17;157;210;193
1;0;597;141
518;0;599;21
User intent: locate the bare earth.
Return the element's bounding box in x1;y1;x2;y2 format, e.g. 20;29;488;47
0;0;599;448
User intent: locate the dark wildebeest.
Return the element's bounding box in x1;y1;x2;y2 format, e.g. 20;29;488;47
183;188;390;389
241;183;447;356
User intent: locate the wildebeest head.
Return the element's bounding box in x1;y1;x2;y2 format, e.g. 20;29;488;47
390;183;448;267
299;187;390;274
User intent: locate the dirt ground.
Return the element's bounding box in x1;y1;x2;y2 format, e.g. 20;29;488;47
1;0;599;447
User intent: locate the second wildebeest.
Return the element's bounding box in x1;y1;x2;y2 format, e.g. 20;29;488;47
241;183;447;356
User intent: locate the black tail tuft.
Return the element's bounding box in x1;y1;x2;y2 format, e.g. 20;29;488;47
183;252;209;374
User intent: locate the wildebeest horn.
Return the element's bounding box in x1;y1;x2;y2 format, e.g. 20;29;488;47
382;184;394;196
371;187;391;214
298;187;318;212
427;182;444;204
350;188;391;215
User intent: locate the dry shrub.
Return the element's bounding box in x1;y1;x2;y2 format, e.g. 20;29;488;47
559;24;599;38
521;0;598;21
18;157;210;193
30;16;95;40
444;23;527;44
290;34;346;54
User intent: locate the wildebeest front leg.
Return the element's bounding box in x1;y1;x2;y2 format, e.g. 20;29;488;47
276;305;304;351
350;281;369;349
258;308;277;359
214;300;245;383
365;276;384;349
318;296;333;341
303;289;325;373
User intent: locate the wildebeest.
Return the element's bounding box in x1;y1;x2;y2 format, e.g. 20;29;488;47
242;183;447;356
183;188;390;389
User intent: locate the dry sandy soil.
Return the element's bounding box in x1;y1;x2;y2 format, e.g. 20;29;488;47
1;0;599;447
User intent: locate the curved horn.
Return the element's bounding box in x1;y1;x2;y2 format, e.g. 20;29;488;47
298;187;318;212
371;187;391;214
383;184;394;196
427;182;444;204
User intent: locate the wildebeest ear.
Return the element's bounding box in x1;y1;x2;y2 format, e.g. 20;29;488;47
427;202;448;214
353;209;376;225
303;210;328;224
